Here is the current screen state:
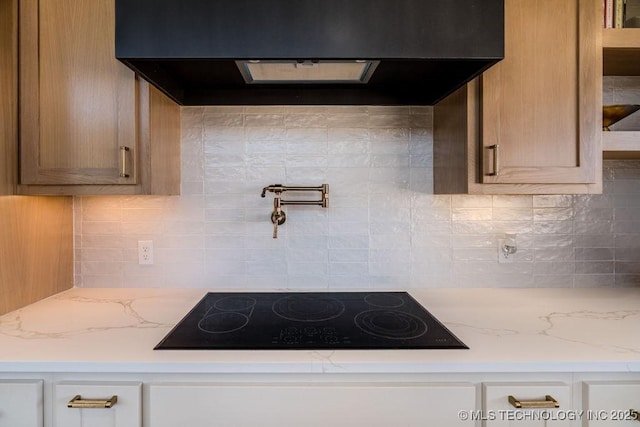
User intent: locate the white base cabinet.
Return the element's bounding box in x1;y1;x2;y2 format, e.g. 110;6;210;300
0;380;43;427
148;382;476;427
54;382;141;427
583;381;640;426
483;382;572;426
1;373;639;427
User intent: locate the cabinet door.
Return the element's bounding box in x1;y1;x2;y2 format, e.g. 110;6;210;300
480;0;600;185
1;0;18;195
0;380;43;427
483;382;572;426
149;382;476;427
583;381;640;426
19;0;137;185
54;382;141;427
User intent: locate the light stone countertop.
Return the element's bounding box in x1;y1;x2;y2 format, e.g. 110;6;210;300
0;287;638;374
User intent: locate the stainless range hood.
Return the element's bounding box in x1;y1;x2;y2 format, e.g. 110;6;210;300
115;0;504;106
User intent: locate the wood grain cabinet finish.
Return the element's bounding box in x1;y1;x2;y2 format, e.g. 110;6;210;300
434;0;602;195
1;0;18;195
18;0;180;195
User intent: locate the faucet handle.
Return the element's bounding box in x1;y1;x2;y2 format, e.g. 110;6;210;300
271;209;286;226
270;210;286;239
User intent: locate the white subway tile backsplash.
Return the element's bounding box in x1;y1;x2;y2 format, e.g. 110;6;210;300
244;114;284;127
285;154;328;168
452;195;492;208
451;235;495;249
532;234;574;248
574;234;614;248
533;221;574;235
575;261;614;274
326;235;369;250
534;262;574;275
81;221;121;235
574;220;614;235
575;274;615;287
327;249;368;263
204;113;244;127
533;195;573;208
575;247;615;261
614;221;640;233
533;207;574;221
328;262;370;277
534;247;575;262
73;107;640;289
492;208;533;221
181;182;204;195
492;195;533;208
452;208;493;221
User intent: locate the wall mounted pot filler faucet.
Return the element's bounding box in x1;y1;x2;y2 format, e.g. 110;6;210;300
261;184;329;238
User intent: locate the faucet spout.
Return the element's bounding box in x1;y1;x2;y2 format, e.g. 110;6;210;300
261;184;285;197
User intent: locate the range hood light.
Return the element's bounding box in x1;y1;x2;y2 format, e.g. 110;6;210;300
236;60;380;84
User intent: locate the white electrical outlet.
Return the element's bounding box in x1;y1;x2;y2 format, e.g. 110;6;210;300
138;240;154;265
497;239;514;264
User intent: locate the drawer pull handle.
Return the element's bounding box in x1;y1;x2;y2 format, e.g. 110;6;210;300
67;394;118;409
508;395;559;409
631;409;639;421
120;146;130;178
486;144;499;176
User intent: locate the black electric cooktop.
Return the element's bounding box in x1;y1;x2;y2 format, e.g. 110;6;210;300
154;292;468;350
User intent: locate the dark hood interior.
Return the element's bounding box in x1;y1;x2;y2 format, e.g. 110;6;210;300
115;0;504;106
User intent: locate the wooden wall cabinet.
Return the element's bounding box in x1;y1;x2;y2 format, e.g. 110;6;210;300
1;0;74;316
18;0;180;195
1;0;18;195
434;0;602;195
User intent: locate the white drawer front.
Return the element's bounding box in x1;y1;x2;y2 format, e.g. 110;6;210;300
483;382;572;427
583;381;640;426
150;382;476;427
0;380;43;427
54;382;141;427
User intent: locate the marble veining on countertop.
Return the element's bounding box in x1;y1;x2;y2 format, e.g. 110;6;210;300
0;287;638;374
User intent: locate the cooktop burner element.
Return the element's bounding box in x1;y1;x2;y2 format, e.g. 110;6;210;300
155;292;468;350
272;294;346;322
354;310;427;340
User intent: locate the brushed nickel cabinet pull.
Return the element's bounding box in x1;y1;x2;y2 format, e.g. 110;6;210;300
508;395;559;409
67;394;118;409
119;146;130;178
486;144;499;176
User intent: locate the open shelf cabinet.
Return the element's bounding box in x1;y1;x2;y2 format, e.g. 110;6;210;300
602;28;640;159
